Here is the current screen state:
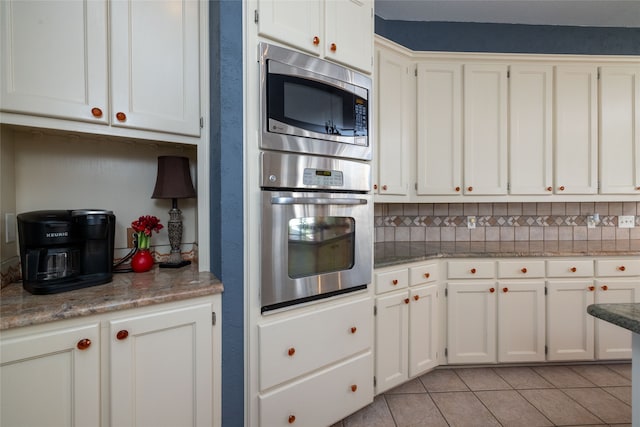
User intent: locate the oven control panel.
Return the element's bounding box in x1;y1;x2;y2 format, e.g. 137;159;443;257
303;168;344;187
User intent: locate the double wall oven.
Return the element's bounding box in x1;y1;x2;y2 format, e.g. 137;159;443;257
259;43;373;313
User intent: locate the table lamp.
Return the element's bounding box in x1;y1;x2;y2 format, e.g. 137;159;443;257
151;156;197;268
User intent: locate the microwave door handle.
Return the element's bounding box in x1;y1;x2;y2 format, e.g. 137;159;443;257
271;196;368;206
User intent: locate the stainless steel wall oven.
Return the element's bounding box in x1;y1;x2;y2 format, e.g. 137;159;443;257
260;152;372;313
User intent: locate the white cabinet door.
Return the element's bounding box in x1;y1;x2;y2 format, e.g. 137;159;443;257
447;281;497;364
0;323;101;427
463;64;508;195
374;46;414;198
594;279;640;359
110;303;213;427
408;284;439;376
110;0;200;136
497;281;546;362
509;64;554;195
325;0;373;73
554;65;598;194
599;66;640;195
375;291;409;393
416;62;463;196
547;280;595;361
0;0;108;123
257;0;322;56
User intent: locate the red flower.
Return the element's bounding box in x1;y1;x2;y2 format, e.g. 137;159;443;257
131;215;164;236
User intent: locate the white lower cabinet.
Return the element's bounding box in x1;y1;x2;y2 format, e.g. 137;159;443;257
258;296;373;426
374;262;440;394
1;322;101;427
594;279;640;359
0;296;220;427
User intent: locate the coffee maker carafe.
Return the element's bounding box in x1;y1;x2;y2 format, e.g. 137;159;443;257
17;210;116;294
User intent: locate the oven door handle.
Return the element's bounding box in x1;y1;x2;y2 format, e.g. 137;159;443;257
271;196;368;206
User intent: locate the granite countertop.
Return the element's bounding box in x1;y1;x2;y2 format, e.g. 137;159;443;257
587;304;640;334
0;264;223;331
375;240;640;268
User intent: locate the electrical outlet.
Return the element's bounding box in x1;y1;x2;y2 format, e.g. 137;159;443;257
127;227;136;247
467;216;476;229
587;214;600;229
618;215;635;228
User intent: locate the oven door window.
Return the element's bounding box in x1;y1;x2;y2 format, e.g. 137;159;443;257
288;216;355;279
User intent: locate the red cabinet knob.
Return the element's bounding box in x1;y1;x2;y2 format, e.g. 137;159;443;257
559;186;565;191
618;266;626;271
404;298;410;304
521;268;528;274
91;107;103;118
382;185;388;191
503;287;509;293
470;268;477;274
351;384;358;392
77;338;92;350
392;279;398;285
570;267;577;273
288;347;296;356
589;286;595;291
350;327;357;334
312;36;320;45
288;415;296;424
373;184;378;190
601;285;609;291
116;330;129;340
546;186;553;192
467;186;473;192
413;295;420;301
489;287;495;293
115;112;127;122
330;43;337;52
455;186;461;192
424;273;430;279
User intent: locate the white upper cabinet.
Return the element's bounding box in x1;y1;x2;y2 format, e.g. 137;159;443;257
554;65;599;194
0;0;108;123
257;0;373;73
110;0;201;136
0;0;201;138
416;62;463;196
599;66;640;195
374;45;414;198
509;64;554;195
463;64;509;195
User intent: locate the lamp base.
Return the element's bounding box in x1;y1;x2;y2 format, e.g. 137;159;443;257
159;260;191;269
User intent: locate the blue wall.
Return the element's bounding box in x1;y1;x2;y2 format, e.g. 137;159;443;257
209;0;244;425
375;17;640;54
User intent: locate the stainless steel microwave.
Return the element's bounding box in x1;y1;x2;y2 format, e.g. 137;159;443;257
259;42;372;161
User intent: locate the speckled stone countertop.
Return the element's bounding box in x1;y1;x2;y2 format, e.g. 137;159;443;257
587;304;640;334
0;264;223;331
375;240;640;268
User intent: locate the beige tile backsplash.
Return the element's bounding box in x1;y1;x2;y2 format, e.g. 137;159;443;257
374;202;640;243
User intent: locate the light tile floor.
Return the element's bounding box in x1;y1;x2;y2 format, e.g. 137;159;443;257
333;363;633;427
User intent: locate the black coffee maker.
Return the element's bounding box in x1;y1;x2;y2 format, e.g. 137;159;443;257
17;210;116;294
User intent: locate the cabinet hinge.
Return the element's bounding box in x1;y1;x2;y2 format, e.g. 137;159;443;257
445;288;448;297
544;287;547;295
254;9;259;23
507;70;510;78
507;182;511;191
414;68;418;77
445;348;448;357
374;305;377;316
373;376;377;387
212;312;217;326
545;345;548;355
414;182;418;190
200;117;204;128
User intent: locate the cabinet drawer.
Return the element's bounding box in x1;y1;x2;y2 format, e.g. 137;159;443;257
259;352;373;427
375;268;409;294
546;260;594;277
409;263;439;286
498;260;545;278
258;297;372;391
595;259;640;277
448;260;495;279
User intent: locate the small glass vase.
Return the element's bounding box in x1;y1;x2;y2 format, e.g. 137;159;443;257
131;249;154;273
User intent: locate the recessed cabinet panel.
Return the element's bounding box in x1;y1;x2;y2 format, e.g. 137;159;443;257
547;260;594;278
599;66;640;194
416;62;463;196
0;0;108;123
408;284;439;376
375;47;413;197
324;0;373;73
463;64;508;195
595;259;640;277
594;279;640;359
509;65;553;195
555;65;598;194
110;0;200;136
257;0;322;56
448;260;496;279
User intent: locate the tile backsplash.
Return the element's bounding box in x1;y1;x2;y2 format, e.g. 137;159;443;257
375;202;640;243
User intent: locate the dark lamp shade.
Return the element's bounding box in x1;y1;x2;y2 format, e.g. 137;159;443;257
151;156;197;199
